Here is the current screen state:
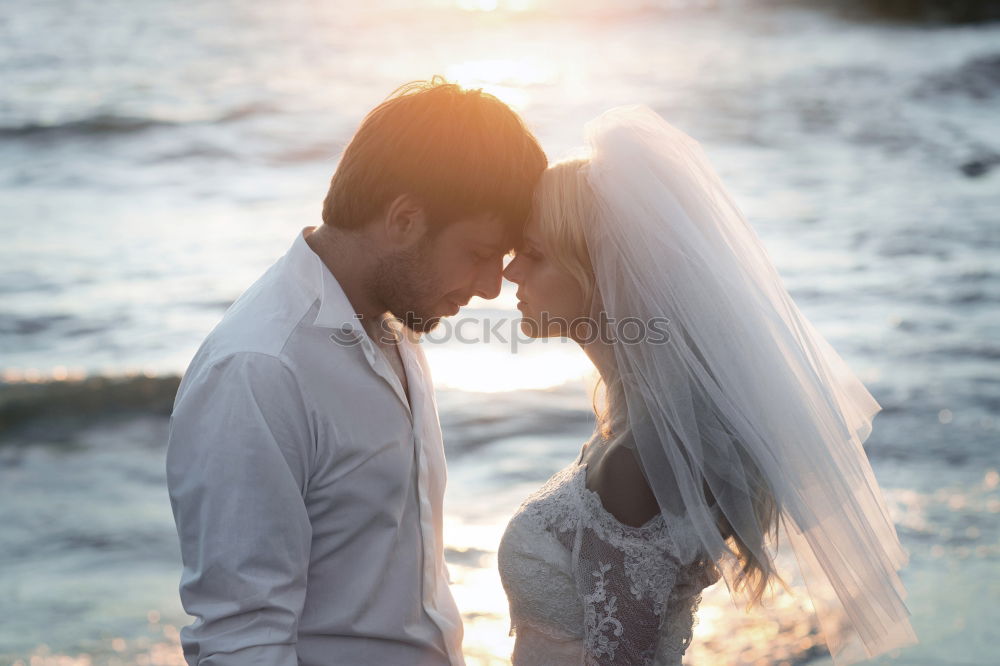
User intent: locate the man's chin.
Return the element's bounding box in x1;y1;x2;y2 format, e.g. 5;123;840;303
400;313;443;335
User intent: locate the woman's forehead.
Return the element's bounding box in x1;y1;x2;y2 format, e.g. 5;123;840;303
519;217;543;245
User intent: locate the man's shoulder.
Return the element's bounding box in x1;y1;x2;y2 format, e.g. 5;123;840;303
206;265;319;357
178;266;321;390
173;346;295;414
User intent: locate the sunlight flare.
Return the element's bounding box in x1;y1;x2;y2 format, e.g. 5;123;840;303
425;344;591;392
445;57;553;109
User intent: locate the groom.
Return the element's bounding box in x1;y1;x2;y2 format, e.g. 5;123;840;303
166;79;546;665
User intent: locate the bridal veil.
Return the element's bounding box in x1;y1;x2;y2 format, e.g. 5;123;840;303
578;105;917;664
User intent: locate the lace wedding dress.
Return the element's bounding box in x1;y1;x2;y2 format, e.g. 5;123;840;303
498;445;725;666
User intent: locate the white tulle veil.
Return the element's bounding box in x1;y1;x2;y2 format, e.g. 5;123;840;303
578;105;917;664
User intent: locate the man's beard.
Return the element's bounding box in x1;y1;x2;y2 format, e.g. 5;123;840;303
372;242;443;335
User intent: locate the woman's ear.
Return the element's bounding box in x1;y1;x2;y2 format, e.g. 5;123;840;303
382;193;428;248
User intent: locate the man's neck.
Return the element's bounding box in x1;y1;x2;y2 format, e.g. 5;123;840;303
304;224;386;329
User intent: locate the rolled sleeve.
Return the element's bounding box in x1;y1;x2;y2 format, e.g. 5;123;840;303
166;352;314;665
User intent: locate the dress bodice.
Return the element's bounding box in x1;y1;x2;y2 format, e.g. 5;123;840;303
497;455;722;665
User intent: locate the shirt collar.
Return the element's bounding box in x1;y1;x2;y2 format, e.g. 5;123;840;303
286;228;419;346
286;227;364;334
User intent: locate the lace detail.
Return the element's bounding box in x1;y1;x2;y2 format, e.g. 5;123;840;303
498;459;721;666
574;471;681;618
583;562;624;660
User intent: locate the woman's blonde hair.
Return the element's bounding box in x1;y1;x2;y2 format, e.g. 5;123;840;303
529;158;595;305
530;157;785;608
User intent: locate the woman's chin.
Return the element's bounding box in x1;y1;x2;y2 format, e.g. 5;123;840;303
518;318;551;339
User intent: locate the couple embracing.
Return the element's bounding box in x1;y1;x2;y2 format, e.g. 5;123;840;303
166;79;915;665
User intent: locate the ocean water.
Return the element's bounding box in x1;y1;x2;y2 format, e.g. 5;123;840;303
1;1;998;664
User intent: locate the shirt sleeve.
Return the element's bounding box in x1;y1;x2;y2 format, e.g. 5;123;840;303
166;352;314;665
573;517;681;665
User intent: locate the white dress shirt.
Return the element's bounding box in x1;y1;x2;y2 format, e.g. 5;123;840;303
166;228;465;665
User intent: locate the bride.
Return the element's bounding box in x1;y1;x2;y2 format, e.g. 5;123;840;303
497;106;917;665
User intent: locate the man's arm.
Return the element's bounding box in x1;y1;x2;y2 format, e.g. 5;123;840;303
166;352;314;665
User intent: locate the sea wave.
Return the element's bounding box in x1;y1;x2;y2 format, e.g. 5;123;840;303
0;374;180;439
0;103;277;141
915;52;1000;100
0;114;179;139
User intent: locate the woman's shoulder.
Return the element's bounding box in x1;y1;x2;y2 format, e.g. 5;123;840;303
583;442;661;529
581;441;718;559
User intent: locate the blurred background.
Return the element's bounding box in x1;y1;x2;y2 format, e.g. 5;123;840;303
1;0;998;664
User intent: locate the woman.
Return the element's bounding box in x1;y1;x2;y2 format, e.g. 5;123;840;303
497;106;917;665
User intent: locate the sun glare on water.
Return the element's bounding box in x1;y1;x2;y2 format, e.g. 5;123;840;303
454;0;538;13
445;57;554;110
425;343;591;392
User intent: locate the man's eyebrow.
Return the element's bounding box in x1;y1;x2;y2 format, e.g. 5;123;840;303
478;241;512;253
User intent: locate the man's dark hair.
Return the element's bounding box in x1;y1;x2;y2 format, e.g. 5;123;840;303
322;76;547;244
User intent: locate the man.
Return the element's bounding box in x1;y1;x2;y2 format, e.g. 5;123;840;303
166;78;546;665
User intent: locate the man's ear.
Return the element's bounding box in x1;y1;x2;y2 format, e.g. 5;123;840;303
382;194;428;248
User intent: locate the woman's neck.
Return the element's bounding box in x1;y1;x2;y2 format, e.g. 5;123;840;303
580;337;630;443
581;338;617;385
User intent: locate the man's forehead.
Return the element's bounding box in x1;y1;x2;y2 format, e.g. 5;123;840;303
454;211;517;249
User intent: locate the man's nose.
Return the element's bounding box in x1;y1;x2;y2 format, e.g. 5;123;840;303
473;257;504;300
502;255;522;285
